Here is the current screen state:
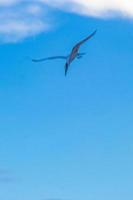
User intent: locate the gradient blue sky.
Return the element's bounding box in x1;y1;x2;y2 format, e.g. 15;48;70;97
0;2;133;200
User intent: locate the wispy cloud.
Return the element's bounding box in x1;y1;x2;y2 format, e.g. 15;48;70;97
0;0;133;43
42;0;133;18
0;0;19;6
0;1;49;43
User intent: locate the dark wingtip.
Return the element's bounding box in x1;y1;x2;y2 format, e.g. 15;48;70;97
32;59;37;62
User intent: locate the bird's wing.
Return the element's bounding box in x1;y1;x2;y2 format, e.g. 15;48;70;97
32;56;67;62
73;29;97;50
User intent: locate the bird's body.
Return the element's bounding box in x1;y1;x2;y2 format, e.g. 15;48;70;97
32;30;97;76
64;30;97;75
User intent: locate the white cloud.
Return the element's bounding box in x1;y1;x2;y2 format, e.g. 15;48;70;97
0;1;49;43
0;20;46;42
0;0;19;6
26;4;43;15
0;0;133;43
41;0;133;18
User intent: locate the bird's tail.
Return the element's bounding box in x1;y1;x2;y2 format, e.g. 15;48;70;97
65;63;68;76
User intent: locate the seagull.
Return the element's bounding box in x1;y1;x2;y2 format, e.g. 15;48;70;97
32;30;97;76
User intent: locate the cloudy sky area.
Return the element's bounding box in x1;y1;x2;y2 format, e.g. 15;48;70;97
1;1;133;200
0;0;133;42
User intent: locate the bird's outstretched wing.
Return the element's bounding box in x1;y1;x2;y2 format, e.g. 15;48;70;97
73;29;97;50
32;56;67;62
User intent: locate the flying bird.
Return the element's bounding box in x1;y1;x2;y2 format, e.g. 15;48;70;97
32;30;97;76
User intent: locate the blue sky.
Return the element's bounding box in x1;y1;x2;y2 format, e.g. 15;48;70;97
0;1;133;200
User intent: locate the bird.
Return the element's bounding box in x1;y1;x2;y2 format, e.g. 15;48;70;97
64;29;97;75
32;30;97;76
